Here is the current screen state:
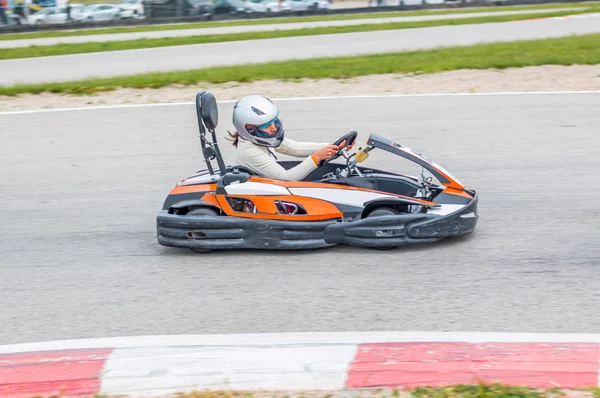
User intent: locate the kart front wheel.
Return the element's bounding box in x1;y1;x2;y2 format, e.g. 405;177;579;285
367;207;400;217
366;207;400;250
187;206;220;253
188;206;219;217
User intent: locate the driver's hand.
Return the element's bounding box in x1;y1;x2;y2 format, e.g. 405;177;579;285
312;144;340;162
339;139;355;151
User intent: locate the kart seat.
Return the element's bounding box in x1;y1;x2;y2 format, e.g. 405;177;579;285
198;91;219;132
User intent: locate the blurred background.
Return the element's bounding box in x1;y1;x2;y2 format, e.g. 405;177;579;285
0;0;505;29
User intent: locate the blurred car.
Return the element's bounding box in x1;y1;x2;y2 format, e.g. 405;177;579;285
187;0;213;14
243;0;291;13
143;0;212;18
287;0;328;11
74;3;122;21
211;0;247;14
398;0;444;4
118;0;144;17
26;4;83;23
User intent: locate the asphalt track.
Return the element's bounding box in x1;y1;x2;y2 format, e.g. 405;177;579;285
1;92;600;345
2;14;600;86
0;8;583;48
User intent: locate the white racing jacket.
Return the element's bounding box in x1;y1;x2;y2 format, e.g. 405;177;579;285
234;137;329;181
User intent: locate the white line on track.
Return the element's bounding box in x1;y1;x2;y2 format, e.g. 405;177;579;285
4;331;600;354
2;90;600;116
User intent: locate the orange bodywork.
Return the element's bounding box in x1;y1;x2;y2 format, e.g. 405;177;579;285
166;174;471;217
434;170;464;191
208;194;343;221
199;193;220;207
170;183;217;195
443;187;473;199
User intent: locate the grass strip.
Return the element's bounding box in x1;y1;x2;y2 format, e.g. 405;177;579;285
2;7;598;60
52;384;600;398
2;32;600;96
411;384;600;398
0;1;596;41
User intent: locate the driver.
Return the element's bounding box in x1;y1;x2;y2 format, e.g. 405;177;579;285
228;95;354;181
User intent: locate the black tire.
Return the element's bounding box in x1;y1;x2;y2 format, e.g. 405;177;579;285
366;207;400;250
188;206;219;217
366;207;401;217
187;206;219;253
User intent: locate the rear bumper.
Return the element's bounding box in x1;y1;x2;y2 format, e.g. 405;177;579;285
156;191;478;251
157;215;336;250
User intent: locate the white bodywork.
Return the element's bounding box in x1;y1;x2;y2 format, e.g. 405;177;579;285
180;174;219;186
426;204;466;216
225;181;291;196
288;187;395;207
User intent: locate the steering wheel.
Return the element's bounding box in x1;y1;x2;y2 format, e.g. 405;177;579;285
318;131;358;167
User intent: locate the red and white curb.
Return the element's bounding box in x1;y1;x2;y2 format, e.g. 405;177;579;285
1;332;600;398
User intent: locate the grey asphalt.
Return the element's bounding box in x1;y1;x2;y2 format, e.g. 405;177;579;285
1;92;600;345
2;14;600;86
0;8;584;49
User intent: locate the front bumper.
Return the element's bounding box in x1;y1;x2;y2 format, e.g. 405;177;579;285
156;192;478;251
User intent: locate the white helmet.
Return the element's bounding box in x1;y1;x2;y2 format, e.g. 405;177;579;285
232;95;284;147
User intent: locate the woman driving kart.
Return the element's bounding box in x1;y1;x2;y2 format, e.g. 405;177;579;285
228;95;354;181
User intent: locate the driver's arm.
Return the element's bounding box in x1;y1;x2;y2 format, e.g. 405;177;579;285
275;137;329;158
237;142;318;181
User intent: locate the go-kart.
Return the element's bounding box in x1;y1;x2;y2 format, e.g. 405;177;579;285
156;91;478;252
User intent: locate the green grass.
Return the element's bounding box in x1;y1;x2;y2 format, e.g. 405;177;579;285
2;7;598;60
412;384;565;398
0;1;596;41
2;32;600;96
412;385;600;398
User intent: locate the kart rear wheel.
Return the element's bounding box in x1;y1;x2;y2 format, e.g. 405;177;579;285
366;207;400;250
187;206;220;253
367;207;400;217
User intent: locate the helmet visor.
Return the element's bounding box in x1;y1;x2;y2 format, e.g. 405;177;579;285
254;117;283;138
